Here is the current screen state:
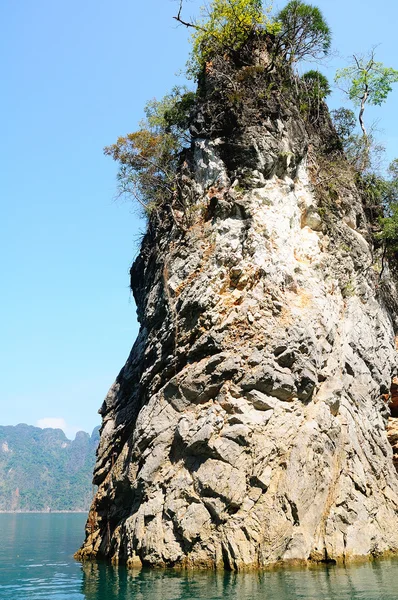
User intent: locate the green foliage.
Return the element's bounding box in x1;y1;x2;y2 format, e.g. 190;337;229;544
104;86;194;215
378;162;398;250
275;0;331;64
388;158;398;181
0;424;99;511
302;70;331;99
379;206;398;252
360;172;391;210
164;91;196;133
331;92;398;254
187;0;269;78
331;107;356;141
341;279;356;298
335;58;398;108
331;107;385;173
334;51;398;174
354;160;398;252
179;0;331;79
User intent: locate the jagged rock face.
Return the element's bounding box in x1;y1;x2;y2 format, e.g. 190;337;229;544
77;50;398;570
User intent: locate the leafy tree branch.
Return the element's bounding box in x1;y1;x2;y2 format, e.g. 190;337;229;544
335;49;398;167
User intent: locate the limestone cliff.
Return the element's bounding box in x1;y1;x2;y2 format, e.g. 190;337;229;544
76;37;398;569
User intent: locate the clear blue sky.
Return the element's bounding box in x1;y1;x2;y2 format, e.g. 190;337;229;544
2;0;398;439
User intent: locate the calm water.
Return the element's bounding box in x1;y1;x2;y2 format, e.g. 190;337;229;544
1;514;398;599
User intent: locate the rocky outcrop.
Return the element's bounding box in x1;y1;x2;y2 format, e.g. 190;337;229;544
76;40;398;569
387;378;398;471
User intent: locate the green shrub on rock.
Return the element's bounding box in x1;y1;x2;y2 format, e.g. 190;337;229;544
104;86;194;216
302;70;331;99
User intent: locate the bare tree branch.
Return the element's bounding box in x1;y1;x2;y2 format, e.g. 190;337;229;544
173;0;204;30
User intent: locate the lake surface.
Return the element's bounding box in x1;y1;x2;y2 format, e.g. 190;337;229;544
1;514;398;600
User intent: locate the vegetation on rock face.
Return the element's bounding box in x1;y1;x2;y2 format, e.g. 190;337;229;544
377;160;398;253
104;0;398;255
301;70;331;99
274;0;331;64
104;87;194;216
332;49;398;252
181;0;269;79
79;2;398;569
330;107;385;173
334;49;398;172
331;107;357;142
299;69;331;118
175;0;331;75
106;0;333;219
335;50;398;139
0;424;99;511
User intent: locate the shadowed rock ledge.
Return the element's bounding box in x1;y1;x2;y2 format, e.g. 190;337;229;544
76;37;398;570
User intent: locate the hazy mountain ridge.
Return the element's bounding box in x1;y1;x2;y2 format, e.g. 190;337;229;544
0;424;99;511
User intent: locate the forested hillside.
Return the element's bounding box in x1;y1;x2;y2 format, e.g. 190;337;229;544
0;424;99;511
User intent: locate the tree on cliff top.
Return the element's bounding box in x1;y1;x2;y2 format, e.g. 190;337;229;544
106;1;332;218
174;0;273;78
174;0;331;78
274;0;331;65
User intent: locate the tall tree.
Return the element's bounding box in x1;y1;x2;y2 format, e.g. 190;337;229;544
275;0;331;65
335;49;398;139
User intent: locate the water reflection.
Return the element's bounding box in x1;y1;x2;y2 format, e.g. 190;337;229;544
1;515;398;600
80;558;398;600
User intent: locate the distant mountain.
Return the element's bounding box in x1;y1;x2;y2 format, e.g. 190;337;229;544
0;424;100;511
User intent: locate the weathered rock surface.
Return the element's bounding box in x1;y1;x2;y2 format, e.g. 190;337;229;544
387;418;398;472
76;41;398;569
387;378;398;471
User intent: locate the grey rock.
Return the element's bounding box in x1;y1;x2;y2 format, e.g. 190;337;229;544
76;42;398;571
302;206;323;231
276;349;296;368
246;389;293;412
241;364;296;401
194;459;247;508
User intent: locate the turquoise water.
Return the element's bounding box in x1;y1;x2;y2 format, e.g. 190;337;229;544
1;514;398;599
